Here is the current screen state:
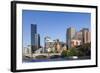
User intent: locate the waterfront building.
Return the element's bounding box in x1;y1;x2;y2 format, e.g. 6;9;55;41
67;27;76;48
66;27;91;48
54;39;67;53
27;45;32;54
44;36;54;52
31;24;37;53
34;48;43;54
87;31;91;43
81;28;91;44
71;39;81;47
75;31;82;40
23;47;28;55
23;45;31;55
31;24;40;53
35;34;40;49
55;39;61;53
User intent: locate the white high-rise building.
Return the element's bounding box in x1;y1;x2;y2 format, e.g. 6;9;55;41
44;36;55;52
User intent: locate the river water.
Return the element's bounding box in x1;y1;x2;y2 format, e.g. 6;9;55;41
23;56;90;63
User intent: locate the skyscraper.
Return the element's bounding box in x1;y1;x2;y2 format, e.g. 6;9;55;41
67;27;76;48
81;28;91;44
31;24;39;53
75;31;82;40
66;27;91;49
87;31;91;43
35;34;40;49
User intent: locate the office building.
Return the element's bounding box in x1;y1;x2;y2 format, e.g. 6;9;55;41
23;45;31;55
75;31;82;40
54;39;67;53
67;27;76;48
35;34;40;49
31;24;40;53
44;36;54;52
55;39;61;53
71;39;81;47
81;28;91;44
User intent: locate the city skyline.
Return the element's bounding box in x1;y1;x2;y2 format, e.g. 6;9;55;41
22;10;91;47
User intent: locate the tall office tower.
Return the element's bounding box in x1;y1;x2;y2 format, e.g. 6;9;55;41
67;27;76;48
87;31;91;43
35;34;40;49
75;31;82;40
31;24;37;53
81;28;91;44
74;31;83;45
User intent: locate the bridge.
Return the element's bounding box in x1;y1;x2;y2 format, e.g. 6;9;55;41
24;53;61;58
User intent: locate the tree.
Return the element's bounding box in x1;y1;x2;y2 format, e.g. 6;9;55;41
49;50;54;53
76;43;91;56
67;48;78;56
61;50;68;57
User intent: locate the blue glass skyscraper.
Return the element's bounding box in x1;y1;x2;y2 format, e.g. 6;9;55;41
31;24;37;53
31;24;40;53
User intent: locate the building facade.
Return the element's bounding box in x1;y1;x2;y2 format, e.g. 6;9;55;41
55;39;61;53
75;31;82;41
23;45;31;55
67;27;76;48
31;24;40;53
67;27;91;49
44;36;54;52
81;28;91;44
35;34;40;49
71;39;81;47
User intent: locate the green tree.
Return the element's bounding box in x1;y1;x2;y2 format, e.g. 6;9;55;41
50;50;54;53
61;50;68;57
67;48;78;56
76;43;91;56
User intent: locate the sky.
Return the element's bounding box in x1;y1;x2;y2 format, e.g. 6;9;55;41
22;10;91;47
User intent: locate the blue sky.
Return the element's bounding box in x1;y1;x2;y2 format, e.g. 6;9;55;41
22;10;91;47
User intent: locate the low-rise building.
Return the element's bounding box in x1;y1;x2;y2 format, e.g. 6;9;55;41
71;39;81;48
